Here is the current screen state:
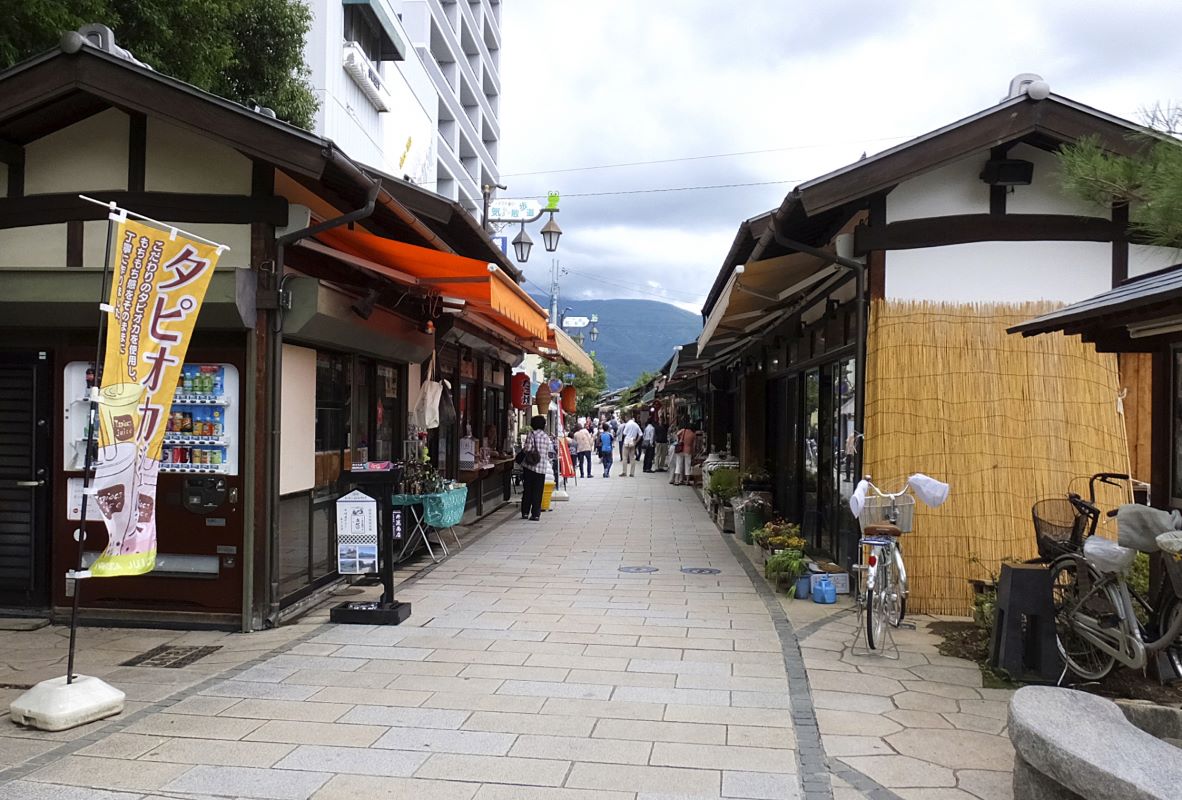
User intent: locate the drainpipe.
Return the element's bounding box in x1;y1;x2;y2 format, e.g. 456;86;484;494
263;154;381;627
772;227;867;487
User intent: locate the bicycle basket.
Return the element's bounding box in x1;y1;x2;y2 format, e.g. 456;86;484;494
858;494;915;532
1032;497;1087;561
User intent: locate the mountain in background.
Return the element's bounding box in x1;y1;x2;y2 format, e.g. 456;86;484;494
531;295;702;388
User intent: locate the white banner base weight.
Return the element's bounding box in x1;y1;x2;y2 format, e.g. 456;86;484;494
9;675;125;731
551;489;570;501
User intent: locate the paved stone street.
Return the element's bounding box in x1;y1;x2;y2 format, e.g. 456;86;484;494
1;468;1012;800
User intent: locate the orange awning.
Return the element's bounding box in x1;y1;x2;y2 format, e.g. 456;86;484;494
315;226;551;342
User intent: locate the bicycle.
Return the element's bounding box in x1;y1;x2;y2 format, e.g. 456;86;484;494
1031;472;1129;563
852;473;950;650
1048;497;1182;682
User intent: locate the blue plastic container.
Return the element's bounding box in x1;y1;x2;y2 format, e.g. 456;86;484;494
795;575;811;599
812;575;837;604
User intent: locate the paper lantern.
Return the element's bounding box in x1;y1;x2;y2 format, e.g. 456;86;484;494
511;372;531;410
560;385;577;414
535;383;552;413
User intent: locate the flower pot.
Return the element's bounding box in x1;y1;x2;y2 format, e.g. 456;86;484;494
775;573;795;593
718;506;735;533
795;575;811;599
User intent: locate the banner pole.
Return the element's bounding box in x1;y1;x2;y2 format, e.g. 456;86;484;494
65;204;118;685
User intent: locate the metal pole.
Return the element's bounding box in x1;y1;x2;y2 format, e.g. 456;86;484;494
66;207;118;684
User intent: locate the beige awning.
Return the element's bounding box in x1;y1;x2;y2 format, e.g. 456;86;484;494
698;251;838;355
551;325;595;374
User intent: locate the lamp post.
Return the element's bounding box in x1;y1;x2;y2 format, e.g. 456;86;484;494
486;192;563;264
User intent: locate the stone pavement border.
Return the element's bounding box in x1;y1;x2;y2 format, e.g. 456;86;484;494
714;516;905;800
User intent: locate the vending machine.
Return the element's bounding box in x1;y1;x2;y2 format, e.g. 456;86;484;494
57;351;246;622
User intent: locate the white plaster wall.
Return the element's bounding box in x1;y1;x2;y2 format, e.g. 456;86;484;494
156;223;251;269
0;224;67;267
1004;143;1102;217
280;344;317;495
145;119;251;194
24;109;129;194
82;220;108;267
885;152;990;223
885;240;1112;304
1130;243;1182;278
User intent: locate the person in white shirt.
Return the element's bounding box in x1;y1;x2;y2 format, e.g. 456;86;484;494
572;426;594;478
618;415;643;477
642;420;656;472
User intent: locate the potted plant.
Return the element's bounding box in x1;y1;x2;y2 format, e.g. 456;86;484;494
741;464;773;493
765;549;806;594
706;468;739;531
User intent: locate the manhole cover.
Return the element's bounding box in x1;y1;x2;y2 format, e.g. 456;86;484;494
680;567;721;575
120;645;222;668
619;566;659;573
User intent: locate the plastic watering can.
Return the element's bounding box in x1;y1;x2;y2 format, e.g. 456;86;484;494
812;575;837;604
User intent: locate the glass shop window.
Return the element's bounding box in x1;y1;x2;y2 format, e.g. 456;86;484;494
315;352;352;494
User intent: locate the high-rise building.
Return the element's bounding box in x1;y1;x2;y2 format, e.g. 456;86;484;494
302;0;501;216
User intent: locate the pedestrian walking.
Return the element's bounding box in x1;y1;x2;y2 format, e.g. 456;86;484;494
654;418;669;471
520;415;554;521
671;420;695;485
573;425;594;478
618;414;642;477
598;423;615;478
642;418;656;472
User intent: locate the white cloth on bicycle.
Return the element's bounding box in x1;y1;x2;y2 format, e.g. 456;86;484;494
1116;503;1182;553
1084;536;1137;574
850;479;869;517
907;473;949;507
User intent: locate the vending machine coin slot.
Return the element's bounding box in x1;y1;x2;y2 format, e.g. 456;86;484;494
181;475;227;514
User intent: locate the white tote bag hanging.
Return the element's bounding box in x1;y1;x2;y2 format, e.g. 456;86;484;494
412;351;443;430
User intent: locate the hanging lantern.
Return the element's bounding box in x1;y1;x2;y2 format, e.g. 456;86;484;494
511;373;531;410
560;385;577;414
535;383;552;413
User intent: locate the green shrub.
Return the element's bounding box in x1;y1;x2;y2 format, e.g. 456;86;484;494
765;549;805;582
706;468;739;503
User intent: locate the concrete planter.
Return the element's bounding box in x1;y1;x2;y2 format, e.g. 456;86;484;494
717;505;734;533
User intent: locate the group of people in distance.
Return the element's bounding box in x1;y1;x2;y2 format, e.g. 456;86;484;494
518;412;701;521
570;414;697;484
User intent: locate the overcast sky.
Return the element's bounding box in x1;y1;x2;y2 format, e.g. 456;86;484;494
496;0;1181;315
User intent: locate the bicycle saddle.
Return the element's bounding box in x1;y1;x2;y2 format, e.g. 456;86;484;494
862;524;903;537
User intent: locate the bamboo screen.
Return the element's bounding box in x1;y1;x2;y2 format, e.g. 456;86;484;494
862;300;1130;616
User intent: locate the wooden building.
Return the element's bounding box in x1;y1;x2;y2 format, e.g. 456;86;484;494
697;75;1177;613
0;35;558;628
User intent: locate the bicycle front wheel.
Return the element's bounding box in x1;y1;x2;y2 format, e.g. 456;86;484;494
1049;555;1117;681
866;562;888;650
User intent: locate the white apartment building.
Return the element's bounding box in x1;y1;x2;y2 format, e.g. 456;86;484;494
303;0;502;215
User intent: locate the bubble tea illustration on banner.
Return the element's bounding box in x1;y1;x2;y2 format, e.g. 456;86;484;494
91;216;223;577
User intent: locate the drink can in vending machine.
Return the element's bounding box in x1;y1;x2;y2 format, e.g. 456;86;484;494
210;448;223;465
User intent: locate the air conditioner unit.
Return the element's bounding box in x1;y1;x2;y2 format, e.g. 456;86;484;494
343;41;393;112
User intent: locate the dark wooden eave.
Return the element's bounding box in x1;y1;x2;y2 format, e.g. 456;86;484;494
797;95;1149;217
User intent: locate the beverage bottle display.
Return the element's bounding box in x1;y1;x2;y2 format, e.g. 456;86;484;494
212;409;223;436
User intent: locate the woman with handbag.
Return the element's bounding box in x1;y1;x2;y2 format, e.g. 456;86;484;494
519;415;553;521
670;420;695;486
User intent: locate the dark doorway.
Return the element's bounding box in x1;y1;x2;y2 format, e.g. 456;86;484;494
0;351;51;608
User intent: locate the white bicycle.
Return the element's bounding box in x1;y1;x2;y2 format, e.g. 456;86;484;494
852;474;950;650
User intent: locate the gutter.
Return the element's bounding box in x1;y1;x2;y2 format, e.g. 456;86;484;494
262;151;381;627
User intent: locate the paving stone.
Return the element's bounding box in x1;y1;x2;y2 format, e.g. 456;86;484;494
497;678;613;700
373;726;517;755
220;697;354;722
815;709;904;737
246;720;388;747
510;733;652;764
726;725;796;749
943;712;1006;735
613;685;731;706
839;755;957;788
886;728;1014;770
165;764;331;799
885;709;956;729
201;680;320;701
722;770;801;799
898;680;982;700
907;665;983;687
413;752;569;786
652;742;797;773
894;691;961;713
566;762;722;794
811;690;895;714
595;717;728;745
0;782;144;800
540;697;667;720
142;737;296;767
75;732;167;759
955;768;1014;800
465;710;594;737
337;705;470;729
822;734;896;756
421;691;547;713
125;712;266;740
473;786;633;800
27;755;192;793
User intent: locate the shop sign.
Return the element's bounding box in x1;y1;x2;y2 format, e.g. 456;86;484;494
90;217;223;577
561;316;589;329
511;372;531;410
335;490;379;574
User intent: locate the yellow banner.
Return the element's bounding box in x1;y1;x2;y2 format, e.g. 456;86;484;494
91;217;222;577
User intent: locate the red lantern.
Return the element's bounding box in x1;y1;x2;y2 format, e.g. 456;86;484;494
560;385;577;414
511;373;531;410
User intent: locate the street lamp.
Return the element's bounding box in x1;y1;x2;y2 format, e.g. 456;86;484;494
589;313;599;343
511;226;533;263
484;191;563;265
